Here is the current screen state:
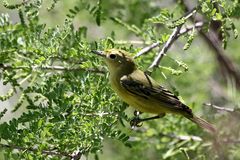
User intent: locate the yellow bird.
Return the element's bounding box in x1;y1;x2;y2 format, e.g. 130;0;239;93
92;49;216;133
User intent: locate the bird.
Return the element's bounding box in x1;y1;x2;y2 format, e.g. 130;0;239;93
92;49;216;133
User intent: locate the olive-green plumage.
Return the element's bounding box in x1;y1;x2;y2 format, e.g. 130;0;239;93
92;49;216;133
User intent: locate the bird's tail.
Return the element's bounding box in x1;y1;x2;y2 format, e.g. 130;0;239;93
187;115;216;133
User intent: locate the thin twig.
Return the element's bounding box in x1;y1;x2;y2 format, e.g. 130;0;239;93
134;42;160;58
148;8;197;70
159;133;203;141
114;40;150;45
78;112;118;117
0;64;105;74
222;139;240;144
203;103;235;113
134;21;203;59
177;21;204;38
181;149;190;160
148;27;182;69
0;143;72;158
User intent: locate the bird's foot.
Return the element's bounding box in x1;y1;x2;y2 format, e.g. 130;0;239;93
130;110;143;128
130;113;166;128
130;117;143;128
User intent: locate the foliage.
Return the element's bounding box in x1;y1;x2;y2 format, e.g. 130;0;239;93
0;0;240;160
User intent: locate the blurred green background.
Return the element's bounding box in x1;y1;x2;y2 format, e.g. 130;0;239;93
0;0;240;159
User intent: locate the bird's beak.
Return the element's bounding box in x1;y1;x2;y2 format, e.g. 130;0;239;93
91;50;106;57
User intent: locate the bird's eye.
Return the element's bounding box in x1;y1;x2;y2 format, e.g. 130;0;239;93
109;54;116;59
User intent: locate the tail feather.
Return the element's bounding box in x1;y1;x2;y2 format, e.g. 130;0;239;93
187;115;216;133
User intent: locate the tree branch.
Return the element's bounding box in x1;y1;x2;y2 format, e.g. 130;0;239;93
134;21;204;59
0;143;73;158
200;30;240;89
203;103;236;113
181;0;240;89
134;42;160;58
77;111;118;117
0;64;105;74
222;139;240;144
159;133;203;141
148;8;197;70
177;21;204;38
114;40;150;45
148;27;182;69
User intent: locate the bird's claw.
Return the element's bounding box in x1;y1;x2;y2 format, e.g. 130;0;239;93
130;117;143;128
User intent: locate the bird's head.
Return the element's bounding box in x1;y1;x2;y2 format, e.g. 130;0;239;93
92;49;136;75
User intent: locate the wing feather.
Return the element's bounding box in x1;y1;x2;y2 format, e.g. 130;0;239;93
120;72;192;115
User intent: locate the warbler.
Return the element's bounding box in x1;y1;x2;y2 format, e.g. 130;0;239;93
92;49;216;133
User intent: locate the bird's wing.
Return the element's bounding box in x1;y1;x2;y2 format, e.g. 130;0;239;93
120;71;192;114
